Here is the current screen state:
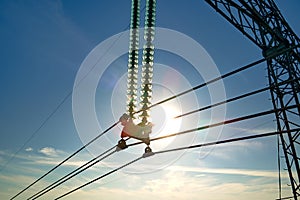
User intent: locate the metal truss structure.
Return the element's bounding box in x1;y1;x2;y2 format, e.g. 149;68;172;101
204;0;300;199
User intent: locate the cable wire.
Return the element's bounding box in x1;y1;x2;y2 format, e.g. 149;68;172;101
10;122;118;200
28;62;297;199
128;104;299;147
175;85;270;119
174;77;300;119
26;79;295;199
11;57;261;199
9;6;145;196
54;156;143;200
0;93;71;174
134;57;266;115
133;43;300;115
55;128;300;199
8;54;278;199
8;17;300;198
9;6;152;199
27;146;117;200
154;128;300;155
29;90;297;199
2;19;131;176
12;43;299;198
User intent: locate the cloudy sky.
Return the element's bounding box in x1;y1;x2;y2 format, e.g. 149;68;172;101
1;0;300;199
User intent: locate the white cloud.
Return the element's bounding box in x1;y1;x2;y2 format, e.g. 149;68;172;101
34;159;87;168
39;147;62;157
50;170;280;200
0;155;292;200
25;147;33;152
0;142;290;200
167;165;288;178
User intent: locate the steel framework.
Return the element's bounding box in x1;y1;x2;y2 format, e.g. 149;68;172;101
204;0;300;199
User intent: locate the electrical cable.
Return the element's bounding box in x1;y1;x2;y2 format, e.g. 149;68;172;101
154;125;300;194
8;21;126;200
30;99;276;199
55;127;300;199
12;43;299;199
27;78;293;199
134;58;266;115
29;102;298;199
0;93;71;174
9;5;146;198
174;77;300;119
153;128;300;155
10;122;118;200
40;54;269;200
2;20;131;176
20;56;260;199
54;156;144;200
10;57;285;199
27;145;117;200
28;78;297;199
31;149;118;200
133;43;300;115
127;104;299;147
175;85;270;119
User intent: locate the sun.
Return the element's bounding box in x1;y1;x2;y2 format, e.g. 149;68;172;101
160;105;182;135
151;103;182;149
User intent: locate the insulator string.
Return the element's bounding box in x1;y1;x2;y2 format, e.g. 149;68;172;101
126;0;141;118
139;0;156;125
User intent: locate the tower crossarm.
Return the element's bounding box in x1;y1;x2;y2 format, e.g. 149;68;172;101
204;0;300;52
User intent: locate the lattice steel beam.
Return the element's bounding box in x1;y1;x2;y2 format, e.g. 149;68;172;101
204;0;300;199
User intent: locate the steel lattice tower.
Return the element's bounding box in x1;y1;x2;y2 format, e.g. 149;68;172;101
204;0;300;199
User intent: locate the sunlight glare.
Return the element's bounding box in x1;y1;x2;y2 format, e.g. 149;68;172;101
151;103;182;150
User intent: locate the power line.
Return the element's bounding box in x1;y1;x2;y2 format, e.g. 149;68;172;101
13;56;260;198
10;122;118;200
28;138;129;200
12;56;263;199
174;77;300;119
0;93;71;174
8;6;300;195
154;128;300;155
27;88;293;199
2;17;129;176
29;103;298;199
133;43;300;116
55;128;300;199
28;146;117;200
26;82;285;199
175;85;270;119
54;156;144;200
3;2;149;185
27;101;271;199
12;46;296;198
2;27;129;175
134;57;266;115
31;150;118;200
8;6;146;197
128;104;299;148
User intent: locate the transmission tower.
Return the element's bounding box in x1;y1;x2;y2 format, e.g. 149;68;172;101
204;0;300;199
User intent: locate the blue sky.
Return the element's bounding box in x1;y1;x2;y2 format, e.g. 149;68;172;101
0;0;300;199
